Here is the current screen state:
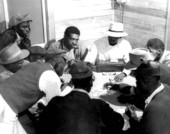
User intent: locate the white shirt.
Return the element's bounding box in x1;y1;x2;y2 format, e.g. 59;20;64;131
145;84;164;108
39;70;62;104
159;50;170;67
73;88;89;95
84;37;132;64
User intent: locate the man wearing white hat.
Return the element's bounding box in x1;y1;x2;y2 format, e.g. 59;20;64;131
114;48;154;82
84;22;132;64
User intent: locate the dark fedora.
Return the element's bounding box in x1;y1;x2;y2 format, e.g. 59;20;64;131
69;61;92;79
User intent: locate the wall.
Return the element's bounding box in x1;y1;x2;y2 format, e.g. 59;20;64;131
46;0;115;47
0;0;169;49
114;0;168;48
0;0;6;33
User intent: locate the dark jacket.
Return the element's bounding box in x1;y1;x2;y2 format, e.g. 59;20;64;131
127;84;170;134
38;90;124;134
160;63;170;86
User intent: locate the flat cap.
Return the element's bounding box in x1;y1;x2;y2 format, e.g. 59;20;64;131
28;46;46;56
8;13;32;27
69;61;92;79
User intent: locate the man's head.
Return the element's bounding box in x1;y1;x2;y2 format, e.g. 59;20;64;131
9;13;32;38
45;49;67;76
63;26;80;50
134;61;161;99
106;22;128;46
69;61;94;92
28;46;46;62
0;31;29;73
146;38;164;61
125;48;154;70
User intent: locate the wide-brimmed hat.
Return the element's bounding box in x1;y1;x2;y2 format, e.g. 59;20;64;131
0;42;29;64
8;13;32;27
106;22;128;37
125;48;154;70
69;61;92;79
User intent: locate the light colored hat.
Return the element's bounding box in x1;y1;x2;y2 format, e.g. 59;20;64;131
106;22;128;37
8;13;32;27
125;48;154;70
69;61;92;79
0;42;29;64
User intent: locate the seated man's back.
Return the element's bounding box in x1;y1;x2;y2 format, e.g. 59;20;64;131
38;61;124;134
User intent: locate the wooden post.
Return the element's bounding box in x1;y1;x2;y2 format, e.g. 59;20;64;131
165;0;170;50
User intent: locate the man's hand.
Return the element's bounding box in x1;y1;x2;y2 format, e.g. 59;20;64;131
125;105;138;121
114;72;126;82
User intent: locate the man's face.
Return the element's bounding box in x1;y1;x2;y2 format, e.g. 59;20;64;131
135;74;153;99
5;59;29;73
147;47;162;61
108;36;120;46
16;21;31;38
64;34;79;50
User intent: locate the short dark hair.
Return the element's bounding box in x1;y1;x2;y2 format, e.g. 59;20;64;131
64;26;80;37
72;75;92;92
146;38;164;50
0;29;17;51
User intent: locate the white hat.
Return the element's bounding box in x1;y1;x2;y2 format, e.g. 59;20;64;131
106;22;128;37
125;48;154;70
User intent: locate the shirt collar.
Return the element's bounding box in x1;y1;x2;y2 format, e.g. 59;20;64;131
145;83;164;108
159;50;166;63
73;88;89;95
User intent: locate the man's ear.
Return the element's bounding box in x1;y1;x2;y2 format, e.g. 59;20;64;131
158;49;163;54
140;58;148;64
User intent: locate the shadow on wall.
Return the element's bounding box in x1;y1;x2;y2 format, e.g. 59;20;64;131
0;20;6;33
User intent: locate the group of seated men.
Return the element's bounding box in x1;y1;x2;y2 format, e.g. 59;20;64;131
0;13;170;134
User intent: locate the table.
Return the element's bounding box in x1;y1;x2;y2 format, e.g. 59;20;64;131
61;72;143;130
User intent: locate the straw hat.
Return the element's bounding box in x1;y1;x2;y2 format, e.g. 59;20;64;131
106;22;128;37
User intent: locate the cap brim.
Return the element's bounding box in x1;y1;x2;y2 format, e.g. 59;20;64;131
106;31;128;37
0;50;29;65
124;61;138;70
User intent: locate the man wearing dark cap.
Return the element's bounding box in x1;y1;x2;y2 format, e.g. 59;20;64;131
124;61;170;134
28;46;46;62
38;61;124;134
6;13;32;49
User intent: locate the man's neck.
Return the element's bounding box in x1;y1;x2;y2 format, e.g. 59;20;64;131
63;39;72;51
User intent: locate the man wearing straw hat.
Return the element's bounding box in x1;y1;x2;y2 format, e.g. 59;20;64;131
0;31;62;134
84;22;132;65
